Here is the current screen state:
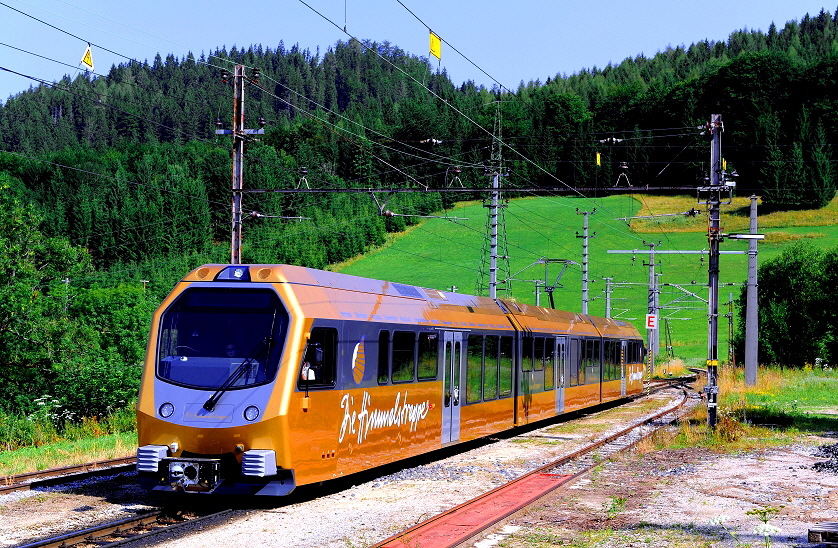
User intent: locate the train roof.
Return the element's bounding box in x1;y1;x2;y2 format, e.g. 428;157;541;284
185;263;500;308
181;264;641;338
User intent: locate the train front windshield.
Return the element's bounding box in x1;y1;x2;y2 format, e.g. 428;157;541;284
156;287;289;390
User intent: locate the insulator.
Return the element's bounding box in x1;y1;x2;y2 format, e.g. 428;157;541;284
215;118;223;128
299;167;308;175
252;67;260;82
258;117;267;128
221;69;229;83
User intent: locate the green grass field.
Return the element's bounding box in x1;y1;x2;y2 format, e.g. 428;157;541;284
337;193;838;364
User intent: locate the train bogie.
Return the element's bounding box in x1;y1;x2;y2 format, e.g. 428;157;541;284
136;264;646;496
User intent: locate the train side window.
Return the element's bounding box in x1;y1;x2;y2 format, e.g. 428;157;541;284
569;339;579;387
578;340;588;385
392;331;416;383
603;341;613;381
544;338;555;390
499;336;513;397
417;332;437;380
466;334;483;403
298;327;337;389
634;341;641;364
483;336;499;400
534;337;545;371
522;337;533;372
587;340;601;384
378;330;390;384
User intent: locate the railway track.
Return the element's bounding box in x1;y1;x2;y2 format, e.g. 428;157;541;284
11;383;694;548
17;508;232;548
372;387;695;548
1;456;136;495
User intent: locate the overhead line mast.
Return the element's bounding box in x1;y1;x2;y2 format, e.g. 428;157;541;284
216;65;265;265
704;113;724;430
698;114;762;428
477;102;511;299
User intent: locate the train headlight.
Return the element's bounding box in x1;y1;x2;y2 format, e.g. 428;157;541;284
159;402;175;418
243;405;260;422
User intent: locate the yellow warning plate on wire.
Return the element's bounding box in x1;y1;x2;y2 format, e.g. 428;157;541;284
81;43;94;71
429;31;441;60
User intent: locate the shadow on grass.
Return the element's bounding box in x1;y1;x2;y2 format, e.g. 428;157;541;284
726;203;819;217
741;407;838;435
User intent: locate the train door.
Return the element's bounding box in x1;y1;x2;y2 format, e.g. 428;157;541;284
556;337;566;413
620;340;627;397
441;331;463;444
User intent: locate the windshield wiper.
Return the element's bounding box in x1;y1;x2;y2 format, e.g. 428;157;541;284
203;311;278;412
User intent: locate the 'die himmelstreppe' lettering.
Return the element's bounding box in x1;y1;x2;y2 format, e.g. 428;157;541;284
338;391;430;445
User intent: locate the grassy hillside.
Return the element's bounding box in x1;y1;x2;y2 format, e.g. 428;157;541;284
336;193;838;366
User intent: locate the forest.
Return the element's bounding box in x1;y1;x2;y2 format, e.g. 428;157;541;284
0;9;837;431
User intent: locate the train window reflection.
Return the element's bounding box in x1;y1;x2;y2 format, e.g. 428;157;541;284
522;337;533;372
499;336;513;397
156;288;287;390
417;332;437;380
483;336;499;400
466;335;483;403
378;330;390;384
534;337;545;371
544;339;555;390
392;331;415;383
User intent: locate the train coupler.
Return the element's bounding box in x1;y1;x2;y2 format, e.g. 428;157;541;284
153;457;222;493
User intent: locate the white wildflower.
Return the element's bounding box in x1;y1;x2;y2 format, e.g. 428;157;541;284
709;515;730;525
753;523;781;536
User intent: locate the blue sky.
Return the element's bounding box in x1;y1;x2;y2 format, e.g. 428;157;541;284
0;0;831;102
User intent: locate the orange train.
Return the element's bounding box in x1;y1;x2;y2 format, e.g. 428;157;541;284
136;264;646;495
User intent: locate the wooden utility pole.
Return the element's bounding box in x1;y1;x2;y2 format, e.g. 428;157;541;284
215;65;265;265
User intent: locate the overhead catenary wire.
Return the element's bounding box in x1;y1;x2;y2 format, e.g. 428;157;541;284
1;0;732;300
0;1;133;62
293;0;690;251
0;41;232;117
393;0;512;94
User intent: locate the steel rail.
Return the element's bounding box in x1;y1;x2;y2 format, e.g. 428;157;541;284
18;509;233;548
0;456;136;495
11;384;693;548
372;389;691;548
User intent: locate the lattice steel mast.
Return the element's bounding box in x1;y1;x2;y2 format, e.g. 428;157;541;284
476;103;511;298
